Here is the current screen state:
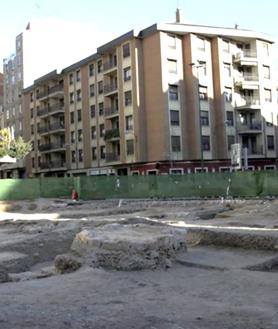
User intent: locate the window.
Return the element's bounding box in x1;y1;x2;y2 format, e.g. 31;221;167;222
227;135;235;150
30;92;33;102
224;87;232;102
123;67;131;81
91;126;96;139
99;102;104;116
267;135;274;150
31;124;34;135
32;158;35;168
199;86;208;100
265;89;272;102
170;169;183;175
100;146;106;159
123;43;130;58
262;43;269;57
97;60;103;73
171;136;181;152
169;85;178;101
223;62;231;78
90;105;96;118
197;37;205;51
90;84;95;97
77;109;82;122
78;149;83;162
70;92;74;104
168;59;177;74
89;64;94;77
69;73;73;85
99;124;105;137
125;115;133;131
78;129;83;142
76;89;81;102
98;81;103;94
92;147;97;160
30;108;34;119
168;34;176;48
125;91;132;106
226;111;234;126
71;131;75;143
70;112;74;124
72;150;76;163
126;140;134;155
200;111;209;126
197;62;207;77
170;110;180;126
223;40;230;53
201;136;210;151
76;70;81;82
263;65;270;79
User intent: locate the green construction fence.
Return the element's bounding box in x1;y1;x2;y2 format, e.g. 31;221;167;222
0;171;277;201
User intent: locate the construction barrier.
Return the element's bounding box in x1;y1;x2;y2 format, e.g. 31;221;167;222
0;171;277;201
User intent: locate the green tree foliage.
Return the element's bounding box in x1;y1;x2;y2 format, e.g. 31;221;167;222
0;129;32;159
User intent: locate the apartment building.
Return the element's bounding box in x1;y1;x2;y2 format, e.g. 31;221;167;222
22;17;278;177
0;72;3;129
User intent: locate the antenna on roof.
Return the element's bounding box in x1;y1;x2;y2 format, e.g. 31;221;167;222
176;7;184;23
176;0;184;23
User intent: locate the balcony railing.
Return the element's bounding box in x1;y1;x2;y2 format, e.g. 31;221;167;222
234;50;257;60
37;84;64;99
39;143;65;152
243;145;264;156
49;122;65;131
105;152;120;162
38;126;49;134
103;61;117;72
237;120;262;132
104;107;119;116
37;104;64;117
38;122;65;134
240;73;259;81
40;160;66;169
235;96;260;108
104;84;118;94
104;128;120;140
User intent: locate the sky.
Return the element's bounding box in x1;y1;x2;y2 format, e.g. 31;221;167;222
0;0;277;79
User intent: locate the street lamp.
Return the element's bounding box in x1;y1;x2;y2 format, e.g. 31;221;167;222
189;61;206;172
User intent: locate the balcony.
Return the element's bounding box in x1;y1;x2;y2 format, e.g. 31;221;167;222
104;83;118;95
104;128;120;140
40;160;66;170
105;152;120;162
234;73;259;90
37;84;64;100
242;145;264;157
104;107;119;117
235;96;260;110
103;61;117;73
39;143;65;153
237;120;262;134
233;50;258;66
37;104;64;117
38;122;65;135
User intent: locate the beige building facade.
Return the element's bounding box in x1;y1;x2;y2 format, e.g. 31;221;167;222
22;21;278;177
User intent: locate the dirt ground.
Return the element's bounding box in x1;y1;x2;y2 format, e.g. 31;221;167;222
0;198;278;329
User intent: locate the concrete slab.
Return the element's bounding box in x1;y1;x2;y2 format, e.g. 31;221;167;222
176;246;276;270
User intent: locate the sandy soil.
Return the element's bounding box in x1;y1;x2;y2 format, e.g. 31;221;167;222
0;198;277;329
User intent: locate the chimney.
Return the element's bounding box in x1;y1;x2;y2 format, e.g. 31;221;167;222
176;8;184;23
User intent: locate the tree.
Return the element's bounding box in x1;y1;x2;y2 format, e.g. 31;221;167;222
0;129;32;160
